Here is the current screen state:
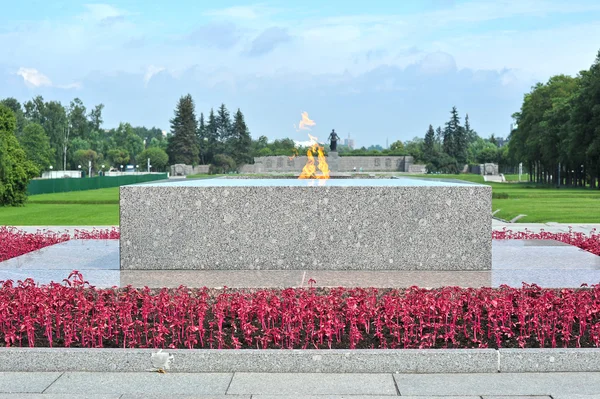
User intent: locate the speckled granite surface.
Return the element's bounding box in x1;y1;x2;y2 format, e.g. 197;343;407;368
119;179;492;271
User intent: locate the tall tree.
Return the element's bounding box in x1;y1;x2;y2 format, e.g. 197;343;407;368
166;94;199;165
464;114;478;143
230;108;253;165
423;124;436;162
0;98;26;137
42;101;68;168
204;108;219;164
0;105;38;205
216;103;232;144
19;123;54;172
443;106;460;156
197;112;207;164
435;126;443;145
68;98;88;140
88;104;104;131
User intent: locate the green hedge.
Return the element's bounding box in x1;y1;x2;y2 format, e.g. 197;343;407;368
27;174;168;195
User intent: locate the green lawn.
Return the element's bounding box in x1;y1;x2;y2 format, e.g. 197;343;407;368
413;174;600;223
1;175;599;225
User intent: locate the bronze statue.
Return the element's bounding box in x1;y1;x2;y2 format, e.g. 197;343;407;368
328;129;340;152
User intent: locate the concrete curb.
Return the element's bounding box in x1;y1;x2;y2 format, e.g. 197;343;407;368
1;348;600;373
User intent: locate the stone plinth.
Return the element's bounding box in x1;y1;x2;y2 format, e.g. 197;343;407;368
120;178;491;271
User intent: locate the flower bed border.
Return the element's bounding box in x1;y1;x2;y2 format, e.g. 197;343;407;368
1;347;599;373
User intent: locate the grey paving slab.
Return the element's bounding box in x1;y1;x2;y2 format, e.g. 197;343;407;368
492;269;600;288
0;395;119;399
493;241;600;270
121;396;250;399
227;373;397;396
0;372;62;394
393;372;600;396
44;372;232;395
301;270;491;288
0;270;120;288
499;348;600;372
0;348;497;374
482;397;551;399
120;270;304;288
254;397;479;399
552;395;600;399
5;226;118;236
0;240;118;270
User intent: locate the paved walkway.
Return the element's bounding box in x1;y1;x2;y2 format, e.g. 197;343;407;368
0;371;599;397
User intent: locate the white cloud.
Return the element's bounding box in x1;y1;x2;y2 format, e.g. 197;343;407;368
16;67;52;87
203;5;264;20
144;65;165;86
16;67;81;90
83;3;127;20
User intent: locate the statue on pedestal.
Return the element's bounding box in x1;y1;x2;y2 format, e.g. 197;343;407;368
328;129;340;152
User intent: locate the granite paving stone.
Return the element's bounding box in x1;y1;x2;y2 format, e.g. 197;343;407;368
499;348;600;372
253;396;479;399
393;372;600;396
121;396;250;399
120;270;304;288
0;373;62;394
0;395;120;399
481;396;552;399
43;372;232;395
552;395;600;399
226;373;397;396
302;270;491;288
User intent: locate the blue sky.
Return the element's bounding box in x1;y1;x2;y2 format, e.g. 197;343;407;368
2;0;600;147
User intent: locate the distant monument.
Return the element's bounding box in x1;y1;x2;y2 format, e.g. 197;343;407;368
328;129;340;152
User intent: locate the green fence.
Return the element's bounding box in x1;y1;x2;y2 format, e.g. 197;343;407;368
27;173;168;195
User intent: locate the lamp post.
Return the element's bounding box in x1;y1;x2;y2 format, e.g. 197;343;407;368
101;164;105;176
78;165;82;178
120;165;123;172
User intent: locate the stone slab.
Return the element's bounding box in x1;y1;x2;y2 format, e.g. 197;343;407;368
493;240;600;269
0;348;497;373
44;372;232;395
302;270;491;288
0;372;62;393
121;270;304;288
255;396;479;399
0;270;119;288
122;396;249;399
481;397;551;399
393;372;600;396
227;373;397;396
499;348;600;372
492;269;600;288
552;396;600;399
0;240;119;270
120;178;492;271
0;395;119;399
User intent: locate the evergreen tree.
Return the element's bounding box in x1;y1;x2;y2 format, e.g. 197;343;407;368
166;94;199;165
216;103;232;144
204;108;219;163
443;106;461;158
435;126;443;145
0;105;38;206
423;124;436;162
197;112;207;164
464;113;478;143
230;109;253;165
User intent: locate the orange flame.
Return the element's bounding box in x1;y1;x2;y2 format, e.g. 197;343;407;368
298;134;329;179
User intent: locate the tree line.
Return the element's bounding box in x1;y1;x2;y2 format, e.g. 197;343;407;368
509;50;600;188
0;96;170;174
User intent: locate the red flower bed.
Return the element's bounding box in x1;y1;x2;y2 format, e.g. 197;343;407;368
1;272;600;349
493;227;600;256
0;227;120;262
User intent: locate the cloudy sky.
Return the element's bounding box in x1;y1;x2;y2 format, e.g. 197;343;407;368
2;0;600;147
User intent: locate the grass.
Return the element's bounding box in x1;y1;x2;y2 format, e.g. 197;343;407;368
413;174;600;223
1;174;599;225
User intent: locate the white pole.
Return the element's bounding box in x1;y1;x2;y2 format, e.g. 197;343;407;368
147;158;150;172
88;160;92;177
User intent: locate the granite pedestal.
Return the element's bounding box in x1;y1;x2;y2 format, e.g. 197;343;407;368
119;178;491;271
